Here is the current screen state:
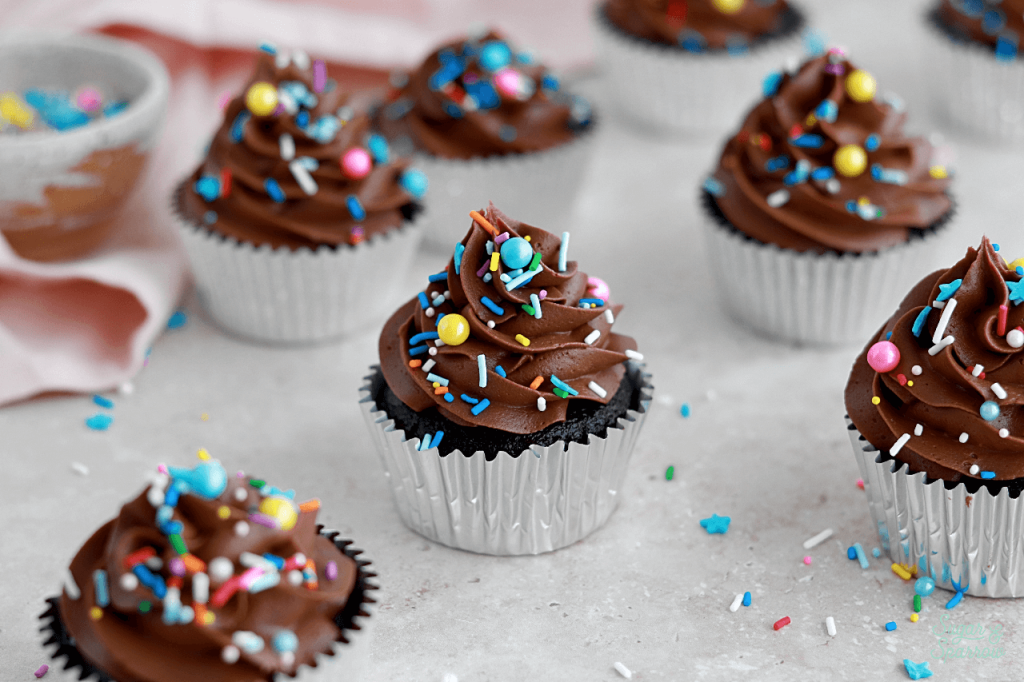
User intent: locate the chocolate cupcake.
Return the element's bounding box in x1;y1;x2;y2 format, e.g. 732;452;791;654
359;204;652;555
374;30;595;249
846;238;1024;597
593;0;806;133
701;49;954;344
40;456;376;680
926;0;1024;143
175;45;428;343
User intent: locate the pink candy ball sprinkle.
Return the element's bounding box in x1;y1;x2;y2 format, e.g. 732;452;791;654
586;276;610;300
867;341;900;373
216;90;233;111
493;68;520;98
341;148;372;179
803;556;812;566
326;560;338;581
76;88;102;112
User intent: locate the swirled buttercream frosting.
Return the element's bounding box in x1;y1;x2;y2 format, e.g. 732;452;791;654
374;31;592;160
603;0;802;51
55;457;369;682
708;49;953;254
935;0;1024;56
378;204;639;439
180;45;425;249
846;238;1024;487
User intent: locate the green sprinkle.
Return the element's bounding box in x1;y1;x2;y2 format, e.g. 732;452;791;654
528;252;543;271
665;465;674;481
914;594;922;612
552;387;569;399
139;600;152;613
249;478;265;488
521;304;536;315
169;534;188;555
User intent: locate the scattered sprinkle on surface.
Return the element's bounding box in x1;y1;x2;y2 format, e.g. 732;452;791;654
85;414;113;431
699;514;731;535
167;310;188;329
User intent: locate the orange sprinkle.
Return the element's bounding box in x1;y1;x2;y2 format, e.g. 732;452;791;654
409;359;422;368
469;210;497;235
434;386;449;395
182;554;207;574
529;376;544;390
193;603;209;626
299;499;321;513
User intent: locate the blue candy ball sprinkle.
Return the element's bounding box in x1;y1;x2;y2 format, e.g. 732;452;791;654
500;237;533;269
980;400;1001;421
915;577;936;597
400;169;428;199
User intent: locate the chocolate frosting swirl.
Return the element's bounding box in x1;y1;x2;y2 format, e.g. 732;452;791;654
710;51;953;254
60;460;360;682
181;48;423;250
604;0;798;50
379;205;638;434
375;31;591;160
846;239;1024;485
936;0;1024;53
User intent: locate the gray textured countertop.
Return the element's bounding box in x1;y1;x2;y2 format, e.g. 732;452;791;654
3;1;1023;680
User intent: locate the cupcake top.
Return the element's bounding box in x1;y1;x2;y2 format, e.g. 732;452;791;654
57;457;368;682
603;0;800;51
846;238;1024;487
936;0;1024;57
375;30;592;160
180;45;426;250
378;204;639;436
707;49;953;254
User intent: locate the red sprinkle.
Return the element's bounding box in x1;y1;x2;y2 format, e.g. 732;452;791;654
773;616;792;631
210;576;242;608
998;304;1009;336
897;373;907;386
856;479;865;490
123;547;156;569
220;168;232;198
788;124;802;139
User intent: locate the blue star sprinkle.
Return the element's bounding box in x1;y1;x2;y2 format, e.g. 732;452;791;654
936;279;962;302
700;514;731;535
903;659;933;680
1006;279;1024;305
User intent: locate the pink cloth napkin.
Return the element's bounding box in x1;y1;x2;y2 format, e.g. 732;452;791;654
0;0;595;406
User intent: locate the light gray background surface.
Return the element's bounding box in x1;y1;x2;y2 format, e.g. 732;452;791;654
3;1;1024;680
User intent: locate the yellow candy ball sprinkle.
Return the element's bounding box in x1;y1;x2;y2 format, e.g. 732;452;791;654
259;496;298;531
217;505;231;519
929;165;948;179
437;313;470;346
872;396;881;405
712;0;746;13
834;144;868;177
910;613;919;623
90;607;103;620
845;69;877;103
245;82;279;116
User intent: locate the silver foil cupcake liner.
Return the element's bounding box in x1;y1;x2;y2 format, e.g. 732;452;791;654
592;5;804;135
174;183;426;344
847;416;1024;598
413;122;597;250
701;209;945;344
358;362;653;555
39;535;378;680
924;12;1024;145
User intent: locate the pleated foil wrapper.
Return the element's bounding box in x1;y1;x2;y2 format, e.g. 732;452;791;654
39;535;379;681
592;5;804;135
924;11;1024;145
174;182;425;345
846;416;1024;598
413;121;597;251
701;207;946;345
358;363;653;555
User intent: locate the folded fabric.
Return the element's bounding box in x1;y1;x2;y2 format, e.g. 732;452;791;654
0;173;189;407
